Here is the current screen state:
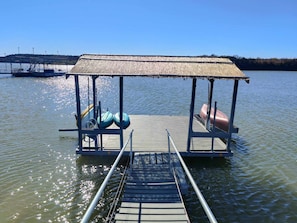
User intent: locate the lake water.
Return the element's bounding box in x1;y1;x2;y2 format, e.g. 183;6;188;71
0;69;297;222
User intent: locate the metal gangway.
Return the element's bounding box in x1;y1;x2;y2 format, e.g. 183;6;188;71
80;129;217;223
114;151;190;222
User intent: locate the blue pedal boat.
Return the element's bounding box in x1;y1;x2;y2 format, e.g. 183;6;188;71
113;112;130;129
97;111;114;129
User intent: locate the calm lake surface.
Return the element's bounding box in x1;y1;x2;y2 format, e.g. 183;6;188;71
0;69;297;222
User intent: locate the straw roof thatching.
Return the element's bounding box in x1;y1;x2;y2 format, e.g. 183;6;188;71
68;54;249;81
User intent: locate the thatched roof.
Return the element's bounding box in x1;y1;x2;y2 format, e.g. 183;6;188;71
68;54;249;81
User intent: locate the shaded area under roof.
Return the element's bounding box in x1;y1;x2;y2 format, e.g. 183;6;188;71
68;54;249;81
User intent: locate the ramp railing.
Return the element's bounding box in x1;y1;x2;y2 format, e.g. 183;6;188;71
167;129;218;223
80;129;134;223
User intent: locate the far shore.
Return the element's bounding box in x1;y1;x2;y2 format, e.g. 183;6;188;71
1;54;297;71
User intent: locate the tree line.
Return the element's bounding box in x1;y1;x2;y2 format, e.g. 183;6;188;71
228;56;297;71
1;54;297;71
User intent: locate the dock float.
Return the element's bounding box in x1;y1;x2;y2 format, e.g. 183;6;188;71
114;152;190;223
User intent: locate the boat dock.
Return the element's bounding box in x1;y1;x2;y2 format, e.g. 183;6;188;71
62;54;249;222
63;54;249;158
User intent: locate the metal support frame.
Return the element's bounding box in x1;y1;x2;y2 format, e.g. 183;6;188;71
74;75;82;152
72;73;239;157
226;80;239;151
119;76;124;149
92;76;99;148
187;78;196;152
71;75;125;154
92;76;98;119
98;100;103;150
206;79;214;129
210;101;218;152
186;78;236;156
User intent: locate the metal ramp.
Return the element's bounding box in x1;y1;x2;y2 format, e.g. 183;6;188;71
115;153;190;223
80;131;217;223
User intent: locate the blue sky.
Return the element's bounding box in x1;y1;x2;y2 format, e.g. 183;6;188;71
1;0;296;58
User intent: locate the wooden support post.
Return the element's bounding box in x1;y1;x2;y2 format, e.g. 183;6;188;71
119;76;124;149
226;80;239;152
187;78;196;152
75;75;82;152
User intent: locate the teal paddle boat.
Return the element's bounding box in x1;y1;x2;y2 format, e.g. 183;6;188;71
97;111;114;129
113;112;130;129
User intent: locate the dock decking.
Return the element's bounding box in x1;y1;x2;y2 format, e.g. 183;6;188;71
81;115;229;157
114;153;190;223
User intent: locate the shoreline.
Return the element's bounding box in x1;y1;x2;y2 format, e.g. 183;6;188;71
1;53;297;71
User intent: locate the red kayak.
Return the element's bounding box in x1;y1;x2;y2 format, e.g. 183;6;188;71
199;104;229;132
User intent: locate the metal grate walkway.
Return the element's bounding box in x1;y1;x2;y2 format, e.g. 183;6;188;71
114;153;190;223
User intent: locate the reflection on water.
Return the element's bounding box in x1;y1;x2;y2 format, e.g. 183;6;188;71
0;71;297;222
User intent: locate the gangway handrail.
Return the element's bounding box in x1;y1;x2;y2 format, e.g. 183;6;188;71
80;129;134;223
166;129;218;223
